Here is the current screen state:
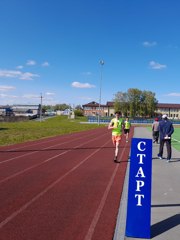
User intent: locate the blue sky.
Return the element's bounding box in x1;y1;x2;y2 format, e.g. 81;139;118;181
0;0;180;106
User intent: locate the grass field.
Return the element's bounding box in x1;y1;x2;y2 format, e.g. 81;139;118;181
0;116;103;146
0;117;180;151
147;126;180;151
171;127;180;151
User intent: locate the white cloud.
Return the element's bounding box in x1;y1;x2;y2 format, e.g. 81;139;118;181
0;93;17;98
81;72;92;76
166;92;180;97
21;93;56;104
0;93;8;97
41;61;50;67
71;81;95;88
78;96;93;100
149;61;167;70
45;92;55;96
0;85;16;91
0;69;39;80
22;94;41;99
0;70;21;78
20;72;39;80
26;60;36;66
16;65;24;69
143;41;157;47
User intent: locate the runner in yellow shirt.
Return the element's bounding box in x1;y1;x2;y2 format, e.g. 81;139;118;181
108;111;124;162
124;117;131;142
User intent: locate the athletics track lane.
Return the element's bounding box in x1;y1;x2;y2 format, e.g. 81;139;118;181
0;127;133;240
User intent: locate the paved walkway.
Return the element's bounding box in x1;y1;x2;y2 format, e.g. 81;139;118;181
114;127;180;240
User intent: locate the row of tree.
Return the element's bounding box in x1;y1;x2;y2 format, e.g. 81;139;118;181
42;104;83;116
42;104;83;112
41;88;158;118
113;88;158;118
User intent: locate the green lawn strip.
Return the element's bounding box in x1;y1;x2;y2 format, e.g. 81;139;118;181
147;126;180;151
0;116;104;146
171;126;180;151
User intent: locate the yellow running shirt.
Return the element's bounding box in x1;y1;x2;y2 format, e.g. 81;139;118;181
124;120;131;129
110;118;124;136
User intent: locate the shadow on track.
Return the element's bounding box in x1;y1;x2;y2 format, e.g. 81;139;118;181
0;145;130;153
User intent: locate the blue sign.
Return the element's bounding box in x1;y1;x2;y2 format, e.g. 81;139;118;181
125;138;152;239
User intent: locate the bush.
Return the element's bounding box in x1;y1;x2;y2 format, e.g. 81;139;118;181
74;109;84;117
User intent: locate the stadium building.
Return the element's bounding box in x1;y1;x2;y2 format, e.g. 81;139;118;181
82;101;180;119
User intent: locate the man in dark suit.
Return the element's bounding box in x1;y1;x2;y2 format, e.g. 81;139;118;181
157;114;174;162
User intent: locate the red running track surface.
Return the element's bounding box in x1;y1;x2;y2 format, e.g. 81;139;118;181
0;126;133;240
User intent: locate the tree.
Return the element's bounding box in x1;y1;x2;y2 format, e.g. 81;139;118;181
127;88;142;117
75;105;83;110
142;91;158;117
113;92;129;116
54;104;70;111
42;105;54;112
113;88;158;118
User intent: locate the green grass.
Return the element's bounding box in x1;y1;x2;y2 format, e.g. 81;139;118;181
171;127;180;151
147;126;180;151
0;116;104;146
1;117;179;151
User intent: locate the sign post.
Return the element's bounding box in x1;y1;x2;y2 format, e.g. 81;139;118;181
125;138;152;239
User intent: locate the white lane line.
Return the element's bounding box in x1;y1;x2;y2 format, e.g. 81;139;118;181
172;137;180;143
0;151;69;184
0;139;111;229
84;144;127;240
0;130;92;152
0;133;108;183
0;132;109;184
0;135;71;152
0;131;100;164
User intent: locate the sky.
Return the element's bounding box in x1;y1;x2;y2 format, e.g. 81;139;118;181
0;0;180;107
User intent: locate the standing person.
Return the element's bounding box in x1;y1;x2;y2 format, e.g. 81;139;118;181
152;118;159;143
124;117;131;142
157;114;174;162
108;111;124;162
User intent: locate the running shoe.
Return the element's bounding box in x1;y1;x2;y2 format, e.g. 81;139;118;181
157;154;162;160
114;156;118;162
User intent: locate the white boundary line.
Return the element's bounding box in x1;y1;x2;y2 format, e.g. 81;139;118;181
113;161;129;240
85;143;127;240
172;137;180;143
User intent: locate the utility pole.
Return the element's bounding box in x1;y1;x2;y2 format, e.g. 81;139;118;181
40;93;43;122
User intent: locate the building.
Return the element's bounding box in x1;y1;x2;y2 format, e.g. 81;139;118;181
0;106;13;116
82;101;108;117
156;103;180;119
82;101;180;119
12;104;40;117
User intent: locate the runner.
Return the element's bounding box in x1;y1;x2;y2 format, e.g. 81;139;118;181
124;117;131;142
108;111;124;162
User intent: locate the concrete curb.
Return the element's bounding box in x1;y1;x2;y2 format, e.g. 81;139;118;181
114;127;180;240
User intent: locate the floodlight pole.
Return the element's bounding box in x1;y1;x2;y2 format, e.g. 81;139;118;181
98;60;104;125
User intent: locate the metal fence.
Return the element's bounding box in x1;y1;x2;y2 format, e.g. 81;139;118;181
87;116;180;125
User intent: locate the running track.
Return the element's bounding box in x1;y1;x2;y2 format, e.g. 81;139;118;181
0;126;133;240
